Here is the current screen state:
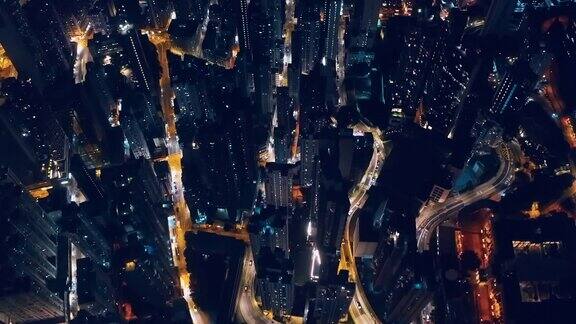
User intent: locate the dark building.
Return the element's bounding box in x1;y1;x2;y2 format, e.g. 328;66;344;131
185;231;245;323
296;0;322;74
314;136;349;255
300;135;320;187
323;0;342;62
366;185;434;323
75;257;116;318
249;206;291;258
494;214;576;324
59;203;112;270
101;158;177;289
310;263;354;324
0;0;71;92
349;0;381;49
0;168;64;323
255;247;295;319
265;163;299;208
0;78;69;185
182;106;257;221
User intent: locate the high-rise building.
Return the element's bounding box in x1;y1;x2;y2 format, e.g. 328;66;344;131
0;167;64;323
235;0;251;57
59;203;112;269
372;199;432;323
185;231;245;323
101;158;177;288
265;163;298;207
116;25;161;96
351;0;381;49
274;88;294;164
315;143;349;255
274;128;292;164
254;62;277;116
422;25;469;135
173;0;209;23
120;107;152;160
488;55;551;116
117;241;176;310
0;0;69;92
276;87;295;131
481;0;516;36
323;0;342;61
180;90;257;222
249;206;291;258
172;77;215;132
389;25;435;119
22;0;73;78
300;136;320;187
69;154;105;201
494;214;576;323
0;78;69;185
74;256;116;318
255;247;295;319
288;62;301;100
142;0;173;29
235;52;255;97
296;1;322;74
311;266;354;323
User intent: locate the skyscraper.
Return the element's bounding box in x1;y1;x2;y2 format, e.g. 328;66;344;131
249;206;291;258
265;163;298;207
351;0;381;49
296;1;322;74
0;78;69;185
0;0;51;91
311;266;354;323
235;0;251;58
101;158;177;289
372;201;432;324
323;0;342;61
0;167;64;323
255;247;295;319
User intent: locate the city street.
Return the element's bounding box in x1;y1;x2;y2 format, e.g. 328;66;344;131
237;249;280;324
416;143;517;252
237;123;386;324
148;28;210;323
342;124;387;324
4;2;574;324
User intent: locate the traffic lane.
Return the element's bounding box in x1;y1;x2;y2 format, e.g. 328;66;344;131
417;160;514;250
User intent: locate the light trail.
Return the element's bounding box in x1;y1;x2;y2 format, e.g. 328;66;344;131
310;247;322;281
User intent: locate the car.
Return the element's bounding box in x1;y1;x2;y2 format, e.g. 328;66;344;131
244;285;249;292
249;260;253;266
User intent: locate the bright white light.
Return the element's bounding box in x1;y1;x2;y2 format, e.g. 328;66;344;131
118;22;134;35
310;247;322;280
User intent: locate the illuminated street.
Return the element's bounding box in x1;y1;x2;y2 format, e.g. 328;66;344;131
342;124;387;324
416;143;518;252
455;209;503;323
2;1;576;324
148;26;209;323
237;249;280;324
